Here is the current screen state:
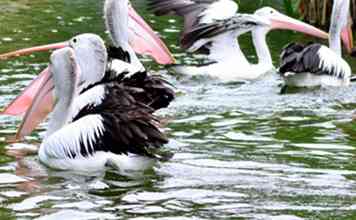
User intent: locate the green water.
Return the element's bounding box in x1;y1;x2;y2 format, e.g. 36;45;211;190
1;0;356;219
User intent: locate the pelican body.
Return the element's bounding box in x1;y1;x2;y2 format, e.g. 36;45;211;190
0;0;176;172
279;0;353;88
1;0;175;117
148;0;329;81
24;36;169;172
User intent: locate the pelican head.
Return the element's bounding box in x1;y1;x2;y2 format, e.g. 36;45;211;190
68;34;108;90
1;34;108;140
254;7;329;40
14;47;78;140
14;35;108;140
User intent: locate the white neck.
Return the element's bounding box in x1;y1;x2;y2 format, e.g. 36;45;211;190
46;83;78;137
329;29;342;56
329;0;349;56
252;27;273;67
126;46;144;70
329;5;342;55
105;0;144;69
208;33;249;66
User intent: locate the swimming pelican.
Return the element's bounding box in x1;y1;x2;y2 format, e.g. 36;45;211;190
279;0;354;88
11;34;171;172
0;0;175;116
148;0;329;81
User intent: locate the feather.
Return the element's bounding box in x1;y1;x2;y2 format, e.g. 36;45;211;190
147;0;238;51
279;43;351;80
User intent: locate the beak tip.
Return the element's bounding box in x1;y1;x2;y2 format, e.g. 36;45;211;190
169;56;177;64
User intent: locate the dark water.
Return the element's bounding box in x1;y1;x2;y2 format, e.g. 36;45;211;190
1;0;356;219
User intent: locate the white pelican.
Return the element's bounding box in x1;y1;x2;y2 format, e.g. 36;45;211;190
279;0;354;88
0;0;176;172
0;0;175;116
11;34;171;172
148;0;329;81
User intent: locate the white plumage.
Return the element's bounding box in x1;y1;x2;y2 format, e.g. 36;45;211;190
0;0;174;174
149;0;328;81
317;46;351;80
39;114;156;173
39;115;104;168
279;0;352;88
70;85;106;121
199;0;238;24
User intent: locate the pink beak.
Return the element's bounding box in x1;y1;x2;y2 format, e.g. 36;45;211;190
2;68;50;116
14;68;55;141
0;7;175;64
341;25;354;53
0;42;68;116
0;42;68;60
0;6;175;116
270;12;329;39
128;5;175;64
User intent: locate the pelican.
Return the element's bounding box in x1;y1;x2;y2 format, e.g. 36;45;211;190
0;0;176;172
1;0;175;116
10;34;171;172
148;0;329;81
279;0;354;88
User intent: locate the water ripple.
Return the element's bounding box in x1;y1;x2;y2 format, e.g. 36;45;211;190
0;0;356;219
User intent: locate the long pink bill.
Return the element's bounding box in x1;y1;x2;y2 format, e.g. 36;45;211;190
0;42;68;60
0;42;68;116
271;13;329;39
128;4;175;64
341;25;354;53
1;68;49;116
15;68;54;141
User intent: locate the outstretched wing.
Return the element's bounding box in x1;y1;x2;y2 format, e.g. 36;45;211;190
181;14;268;51
148;0;238;48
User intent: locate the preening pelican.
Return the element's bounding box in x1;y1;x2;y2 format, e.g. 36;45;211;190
279;0;353;88
148;0;329;81
0;0;176;172
11;34;171;172
0;0;175;116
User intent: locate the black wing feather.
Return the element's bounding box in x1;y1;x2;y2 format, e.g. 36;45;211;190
278;43;335;77
181;14;262;50
106;69;175;110
107;46;131;63
147;0;231;48
81;67;175;111
73;83;168;159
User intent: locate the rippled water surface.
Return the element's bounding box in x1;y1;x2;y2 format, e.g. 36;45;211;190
1;0;356;219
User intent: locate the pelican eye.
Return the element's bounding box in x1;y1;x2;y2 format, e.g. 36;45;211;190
73;38;78;43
